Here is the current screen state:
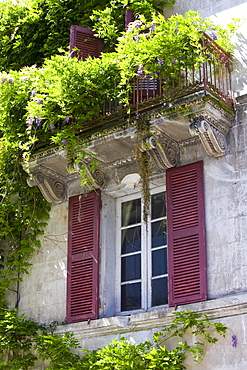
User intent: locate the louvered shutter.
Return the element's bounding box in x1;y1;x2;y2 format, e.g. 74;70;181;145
125;9;134;27
166;161;207;306
132;74;161;104
70;26;104;60
67;191;100;323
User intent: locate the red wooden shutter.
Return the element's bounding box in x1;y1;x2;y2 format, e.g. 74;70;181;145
125;9;134;28
166;161;207;306
70;26;104;60
67;191;100;323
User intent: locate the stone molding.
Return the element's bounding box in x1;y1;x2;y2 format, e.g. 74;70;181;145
189;115;228;157
27;165;67;204
55;293;247;340
29;147;65;163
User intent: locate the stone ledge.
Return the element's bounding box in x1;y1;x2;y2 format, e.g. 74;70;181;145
55;292;247;339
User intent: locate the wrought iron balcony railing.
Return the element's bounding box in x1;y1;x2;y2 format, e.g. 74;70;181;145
102;33;233;117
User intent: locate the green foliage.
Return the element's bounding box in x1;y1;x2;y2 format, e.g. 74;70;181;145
91;0;176;50
154;310;227;363
114;11;238;92
0;0;111;71
0;310;82;369
0;310;226;369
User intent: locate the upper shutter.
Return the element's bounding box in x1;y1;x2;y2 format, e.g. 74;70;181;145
67;191;100;323
166;161;207;306
70;25;104;60
125;9;134;28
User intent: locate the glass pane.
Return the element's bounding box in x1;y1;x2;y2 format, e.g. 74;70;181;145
151;220;167;248
121;226;141;254
151;192;166;220
121;254;141;282
121;282;141;311
152;248;167;276
121;198;141;226
152;277;168;306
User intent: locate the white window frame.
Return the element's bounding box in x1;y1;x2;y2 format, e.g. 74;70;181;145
115;186;168;315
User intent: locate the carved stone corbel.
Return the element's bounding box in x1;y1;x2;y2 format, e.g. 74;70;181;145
27;165;67;204
140;135;177;169
189;117;227;157
72;161;105;190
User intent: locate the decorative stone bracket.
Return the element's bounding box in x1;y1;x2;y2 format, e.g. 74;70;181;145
189;116;228;157
72;161;105;190
27;165;67;204
140;135;178;169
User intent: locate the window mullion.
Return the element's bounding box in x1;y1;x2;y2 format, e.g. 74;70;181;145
146;212;152;310
141;202;149;311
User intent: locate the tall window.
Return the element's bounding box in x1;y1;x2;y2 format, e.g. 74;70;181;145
118;190;167;313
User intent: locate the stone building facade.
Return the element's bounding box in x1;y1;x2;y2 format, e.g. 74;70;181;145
7;0;247;369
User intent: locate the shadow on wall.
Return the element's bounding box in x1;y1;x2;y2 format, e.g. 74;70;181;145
164;0;247;18
232;32;247;96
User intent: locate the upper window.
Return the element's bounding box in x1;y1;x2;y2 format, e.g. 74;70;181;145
117;189;168;313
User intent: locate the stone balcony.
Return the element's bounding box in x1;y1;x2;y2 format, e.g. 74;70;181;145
27;34;234;203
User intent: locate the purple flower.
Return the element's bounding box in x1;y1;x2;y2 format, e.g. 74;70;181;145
232;335;237;347
135;23;141;29
27;116;34;127
65;116;70;123
50;124;55;132
36;118;41;126
37;98;42;105
208;54;213;60
150;24;156;32
24;77;29;82
136;113;140;120
197;323;203;331
62;139;67;145
211;32;217;40
1;78;6;83
137;64;143;76
134;35;139;42
8;78;13;83
31;90;36;97
172;58;177;65
157;58;164;68
98;18;101;22
180;71;185;78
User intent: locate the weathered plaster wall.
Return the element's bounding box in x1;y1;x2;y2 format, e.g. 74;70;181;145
176;98;247;303
18;202;68;323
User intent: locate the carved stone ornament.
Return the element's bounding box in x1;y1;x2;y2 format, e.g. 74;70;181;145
189;117;227;157
140;136;177;169
27;166;67;204
73;161;105;190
